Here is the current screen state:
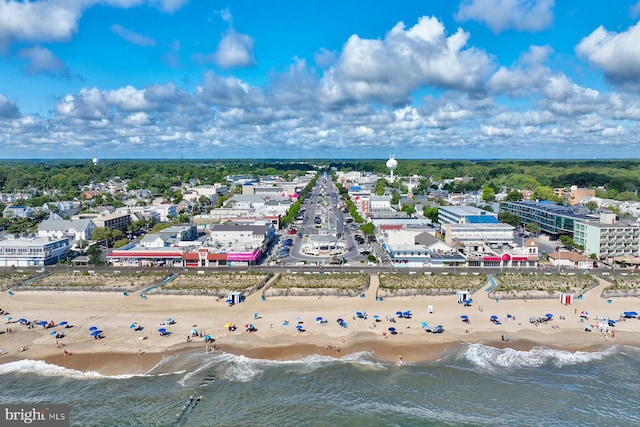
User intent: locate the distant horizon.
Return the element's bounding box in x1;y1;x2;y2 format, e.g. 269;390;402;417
2;1;640;158
1;157;639;162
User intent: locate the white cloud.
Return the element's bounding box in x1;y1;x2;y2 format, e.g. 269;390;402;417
0;0;84;47
0;0;186;48
0;93;20;119
111;24;156;46
18;45;70;76
320;16;493;105
211;29;256;69
456;0;554;33
576;21;640;84
488;45;552;95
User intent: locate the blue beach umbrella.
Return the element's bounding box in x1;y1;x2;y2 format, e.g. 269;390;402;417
39;320;48;326
59;321;68;326
545;313;553;319
461;315;469;321
158;328;167;333
403;311;411;318
18;318;27;323
337;318;344;324
388;327;396;333
490;315;498;321
296;324;303;331
91;330;102;337
395;311;403;317
50;330;57;335
130;323;137;329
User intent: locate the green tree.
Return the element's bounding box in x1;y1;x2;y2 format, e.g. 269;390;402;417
360;222;375;236
585;201;598;211
482;186;495;202
532;185;560;202
114;238;130;248
498;211;520;227
401;204;416;216
525;223;540;234
424;207;439;223
86;244;103;265
504;190;523;201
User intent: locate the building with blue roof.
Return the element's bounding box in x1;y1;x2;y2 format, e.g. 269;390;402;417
501;201;593;237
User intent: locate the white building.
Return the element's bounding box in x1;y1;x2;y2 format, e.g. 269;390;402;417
443;223;515;252
0;236;70;267
574;214;640;261
38;219;96;242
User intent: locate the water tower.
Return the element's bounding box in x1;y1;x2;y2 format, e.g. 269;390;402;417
386;155;398;182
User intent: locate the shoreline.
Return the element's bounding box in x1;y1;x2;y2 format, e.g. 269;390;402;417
2;274;640;375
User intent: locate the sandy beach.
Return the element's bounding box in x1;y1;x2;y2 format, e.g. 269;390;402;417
1;274;639;375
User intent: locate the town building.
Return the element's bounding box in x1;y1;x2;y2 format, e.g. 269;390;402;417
443;223;515;253
0;236;70;267
573;214;640;263
437;206;498;227
73;212;131;232
500;201;593;237
37;219;96;242
2;206;34;219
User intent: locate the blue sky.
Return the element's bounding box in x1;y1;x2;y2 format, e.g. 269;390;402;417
1;0;640;160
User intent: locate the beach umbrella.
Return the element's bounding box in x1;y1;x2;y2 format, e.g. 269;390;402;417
316;317;323;323
59;321;68;326
224;322;233;328
90;330;102;337
627;311;638;317
253;312;259;318
388;327;396;333
403;311;411;318
461;315;469;321
130;323;138;329
420;322;428;328
50;330;57;335
191;328;198;335
225;299;233;303
6;316;12;321
296;325;303;331
158;328;167;333
608;319;616;326
395;311;403;317
39;320;48;326
18;318;27;323
373;315;379;320
545;313;553;319
337;318;344;324
490;315;498;321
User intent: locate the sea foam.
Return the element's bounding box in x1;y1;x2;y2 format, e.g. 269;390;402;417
0;359;109;380
460;343;621;369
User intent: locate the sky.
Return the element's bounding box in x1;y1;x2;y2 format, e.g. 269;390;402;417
1;1;640;160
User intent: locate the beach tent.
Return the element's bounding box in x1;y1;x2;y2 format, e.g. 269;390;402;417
428;305;434;314
228;292;243;305
457;290;471;304
559;293;573;305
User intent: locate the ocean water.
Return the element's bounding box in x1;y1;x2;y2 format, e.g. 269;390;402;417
1;344;640;427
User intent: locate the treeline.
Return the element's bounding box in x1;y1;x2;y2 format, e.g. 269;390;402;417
1;159;639;199
0;159;317;196
330;159;640;195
